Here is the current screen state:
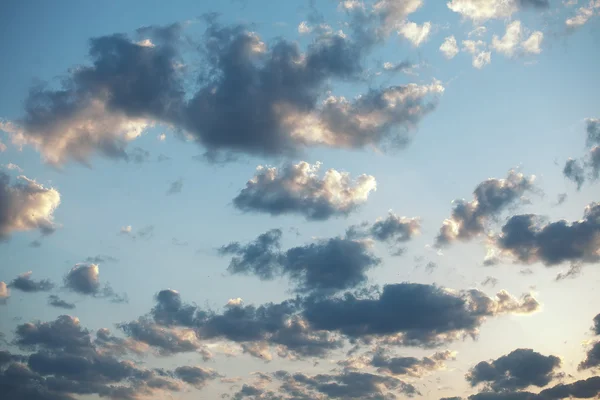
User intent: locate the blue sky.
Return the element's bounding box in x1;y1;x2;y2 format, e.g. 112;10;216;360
1;1;599;399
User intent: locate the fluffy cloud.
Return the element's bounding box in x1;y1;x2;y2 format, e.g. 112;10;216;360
466;349;561;391
2;314;218;400
220;229;381;294
566;0;600;28
398;21;431;46
465;376;600;400
490;202;600;266
491;21;544;56
346;211;421;254
342;348;455;377
436;170;536;247
302;284;539;347
462;40;492;69
3;21;444;164
64;264;127;302
233;161;376;221
9;272;54;293
579;341;600;370
440;35;460;59
448;0;549;23
0;172;61;240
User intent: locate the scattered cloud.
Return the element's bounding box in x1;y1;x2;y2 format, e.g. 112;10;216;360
462;40;492;68
9;272;54;292
167;178;183;195
64;264;127;302
0;282;9;305
233;162;376;221
566;0;600;28
448;0;549;23
0;172;61;240
398;21;431;47
47;295;76;310
440;35;460;59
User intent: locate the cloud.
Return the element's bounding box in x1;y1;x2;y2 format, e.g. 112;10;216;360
365;348;455;377
273;370;419;399
579;341;600;370
233;161;376;221
491;21;543;57
462;40;492;69
593;313;600;335
566;0;600;28
166;178;183;195
119;224;154;239
0;172;61;240
173;366;219;389
521;31;543;54
47;295;76;310
564;118;600;189
440;36;460;59
9;272;54;293
220;229;381;294
3;20;444;164
14;315;93;354
0;140;6;152
0;282;9;305
84;254;118;264
466;348;561;391
481;276;499;287
302;283;539;347
398;21;431;46
436;170;536;247
447;0;549;23
346;211;421;254
64;264;127;302
490;202;600;266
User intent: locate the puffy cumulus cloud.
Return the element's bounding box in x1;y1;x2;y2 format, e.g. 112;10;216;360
118;318;209;357
398;21;431;47
566;0;600;28
440;35;460;59
233;161;376;221
64;264;127;302
273;369;419;399
9;271;54;293
491;21;544;56
436;170;536;247
130;289;343;359
220;229;381;294
464;376;600;400
5;16;446;164
462;40;492;69
447;0;549;23
48;295;76;310
0;172;61;240
466;349;561;391
564;118;600;189
490;202;600;266
0;281;9;305
346;211;421;254
579;341;600;370
2;313;217;400
302;283;539;347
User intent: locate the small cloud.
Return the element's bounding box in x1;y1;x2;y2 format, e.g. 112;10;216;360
48;294;76;309
172;238;189;246
0;282;9;305
440;36;459;59
2;163;23;172
158;133;166;141
120;225;133;235
398;21;431;47
167;178;183;195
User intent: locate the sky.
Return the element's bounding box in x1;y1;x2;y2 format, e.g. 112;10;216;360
0;0;599;399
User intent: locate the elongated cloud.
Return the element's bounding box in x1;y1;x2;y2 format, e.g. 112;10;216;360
233;161;376;221
0;172;61;240
448;0;549;23
346;211;421;254
489;202;600;266
564;118;600;189
2;21;444;164
436;170;535;247
9;272;54;292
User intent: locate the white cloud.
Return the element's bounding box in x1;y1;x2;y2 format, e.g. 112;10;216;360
492;20;522;56
136;39;155;48
120;225;133;234
158;133;166;141
440;36;460;59
462;40;492;68
0;174;61;239
521;31;544;54
298;21;311;34
565;0;600;27
468;26;488;37
2;163;23;172
398;21;431;46
448;0;519;22
0;282;9;304
0;140;6;152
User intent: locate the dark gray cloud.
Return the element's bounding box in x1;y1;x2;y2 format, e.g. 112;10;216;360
220;230;381;294
9;272;54;293
341;348;455;377
564;118;600;189
84;255;118;264
593;313;600;335
14;315;93;355
273;370;419;399
302;284;539;347
233;161;376;220
47;295;75;310
481;277;499;287
491;202;600;266
466;349;561;391
173;366;220;388
579;341;600;370
554;264;582;281
127;147;150;164
166;178;183;195
63;264;127;302
0;172;61;240
436;170;536;247
346;212;421;254
3;20;443;164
